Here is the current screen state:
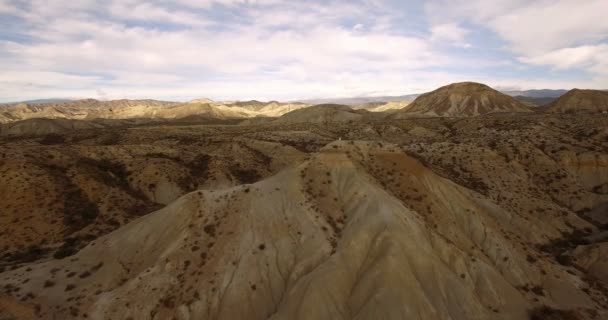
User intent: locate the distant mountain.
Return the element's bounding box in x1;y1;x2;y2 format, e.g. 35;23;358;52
546;89;608;113
0;99;176;124
297;94;419;106
503;89;568;98
297;89;571;106
276;104;365;123
220;100;310;116
513;96;558;107
0;99;310;124
1;98;74;105
392;82;531;118
362;101;411;112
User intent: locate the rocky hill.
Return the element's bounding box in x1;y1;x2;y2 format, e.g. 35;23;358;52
297;94;419;106
0;126;307;266
0;99;173;123
0;99;310;125
393;82;532;118
0;113;607;319
225;101;309;117
546;89;608;113
275;104;366;123
0;118;111;136
359;101;411;112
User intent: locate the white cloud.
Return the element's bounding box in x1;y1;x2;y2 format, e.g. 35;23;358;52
0;70;102;87
170;0;282;9
519;45;608;70
0;0;606;102
426;0;608;80
0;0;447;101
0;1;23;15
1;2;443;78
427;0;608;52
430;23;471;47
489;1;608;54
108;2;209;26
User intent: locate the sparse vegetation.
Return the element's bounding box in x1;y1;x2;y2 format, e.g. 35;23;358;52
528;306;579;320
63;187;99;228
53;236;95;259
1;244;48;264
538;229;591;266
1;109;607;318
39;133;65;145
230;165;262;184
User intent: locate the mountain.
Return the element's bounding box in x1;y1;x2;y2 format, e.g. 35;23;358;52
189;98;215;104
355;101;411;112
0;98;74;105
223;101;309;117
392;82;532;118
1;113;607;319
546;89;608;113
2;86;592;126
1;138;605;319
0;99;311;126
0;118;109;136
296;90;570;107
507;90;568;107
0;99;176;124
275;104;366;123
297;94;419;106
513;96;558;107
226;100;276;111
0;129;305;258
503;89;568;98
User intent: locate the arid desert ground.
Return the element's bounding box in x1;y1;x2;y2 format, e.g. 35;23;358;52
0;82;608;320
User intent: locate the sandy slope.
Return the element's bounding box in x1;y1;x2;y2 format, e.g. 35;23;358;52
0;141;604;319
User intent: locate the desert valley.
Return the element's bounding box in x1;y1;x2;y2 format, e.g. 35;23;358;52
0;82;607;319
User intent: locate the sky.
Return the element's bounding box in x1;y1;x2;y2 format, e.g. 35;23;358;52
0;0;607;102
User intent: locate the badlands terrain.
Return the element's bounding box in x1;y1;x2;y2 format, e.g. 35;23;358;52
0;82;607;319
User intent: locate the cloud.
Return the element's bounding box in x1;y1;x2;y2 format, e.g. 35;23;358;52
425;1;608;68
426;0;608;51
0;0;606;102
0;1;443;80
487;0;608;54
170;0;283;9
519;44;608;87
4;21;440;73
430;23;471;47
519;45;608;70
0;1;23;15
108;2;209;26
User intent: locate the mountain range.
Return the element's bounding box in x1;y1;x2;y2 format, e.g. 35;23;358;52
2;82;608;137
293;89;573;106
1;88;574;108
1;81;608;320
